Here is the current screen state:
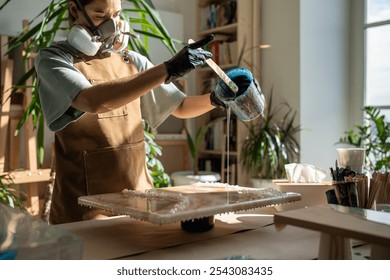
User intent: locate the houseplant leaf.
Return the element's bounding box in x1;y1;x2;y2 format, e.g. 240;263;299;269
241;89;301;179
184;125;210;176
337;106;389;172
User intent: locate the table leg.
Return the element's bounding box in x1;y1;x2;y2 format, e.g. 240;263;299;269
318;232;352;259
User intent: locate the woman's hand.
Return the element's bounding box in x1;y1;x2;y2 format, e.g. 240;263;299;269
164;35;214;83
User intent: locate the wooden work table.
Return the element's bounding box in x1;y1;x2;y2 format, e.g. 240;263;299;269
54;204;390;260
274;205;390;259
57;209;322;260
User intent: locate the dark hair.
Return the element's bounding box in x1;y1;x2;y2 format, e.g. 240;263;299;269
68;0;124;22
68;0;95;22
69;0;94;6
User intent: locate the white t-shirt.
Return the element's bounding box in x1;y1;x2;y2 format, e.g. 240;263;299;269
35;43;186;132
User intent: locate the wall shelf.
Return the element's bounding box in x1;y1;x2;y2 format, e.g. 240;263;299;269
198;22;238;36
195;0;261;186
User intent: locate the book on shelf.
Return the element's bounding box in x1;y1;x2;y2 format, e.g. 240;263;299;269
198;157;221;173
203;39;237;67
201;75;218;94
204;116;237;152
205;116;225;151
209;41;220;65
200;0;237;31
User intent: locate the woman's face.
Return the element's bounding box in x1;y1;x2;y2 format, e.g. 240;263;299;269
70;0;122;28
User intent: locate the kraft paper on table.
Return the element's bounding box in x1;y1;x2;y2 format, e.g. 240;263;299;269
57;212;275;260
122;223;321;260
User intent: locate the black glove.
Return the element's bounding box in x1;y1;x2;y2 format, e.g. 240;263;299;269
210;91;226;110
164;35;214;84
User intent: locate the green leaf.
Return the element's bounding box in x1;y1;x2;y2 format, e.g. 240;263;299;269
336;106;389;172
184;127;196;160
241;88;301;178
0;173;28;213
0;0;12;10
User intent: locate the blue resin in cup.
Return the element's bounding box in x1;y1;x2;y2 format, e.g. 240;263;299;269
214;67;265;121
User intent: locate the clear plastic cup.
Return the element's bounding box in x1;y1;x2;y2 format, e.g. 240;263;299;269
214;67;265;121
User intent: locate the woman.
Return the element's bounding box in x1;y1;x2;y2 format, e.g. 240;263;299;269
35;0;223;224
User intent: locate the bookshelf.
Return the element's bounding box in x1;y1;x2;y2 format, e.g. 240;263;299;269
195;0;261;186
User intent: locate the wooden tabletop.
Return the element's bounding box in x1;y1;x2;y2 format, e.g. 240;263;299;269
274;205;390;247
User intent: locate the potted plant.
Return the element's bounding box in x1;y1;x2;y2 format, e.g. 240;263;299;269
0;0;177;188
170;124;221;186
337;106;389;173
240;89;301;188
144;122;171;188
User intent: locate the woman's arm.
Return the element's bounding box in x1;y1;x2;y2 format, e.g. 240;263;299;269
71;36;214;114
71;63;168;113
172;93;216;119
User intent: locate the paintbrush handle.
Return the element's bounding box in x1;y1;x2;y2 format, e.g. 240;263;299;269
205;58;239;94
189;39;239;94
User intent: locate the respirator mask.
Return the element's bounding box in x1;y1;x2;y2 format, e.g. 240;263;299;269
68;0;135;56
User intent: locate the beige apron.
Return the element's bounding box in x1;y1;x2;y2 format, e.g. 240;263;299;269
50;51;153;224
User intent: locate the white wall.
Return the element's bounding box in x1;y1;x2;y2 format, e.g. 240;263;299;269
300;0;351;170
0;0;52;36
261;0;352;173
260;0;301;125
